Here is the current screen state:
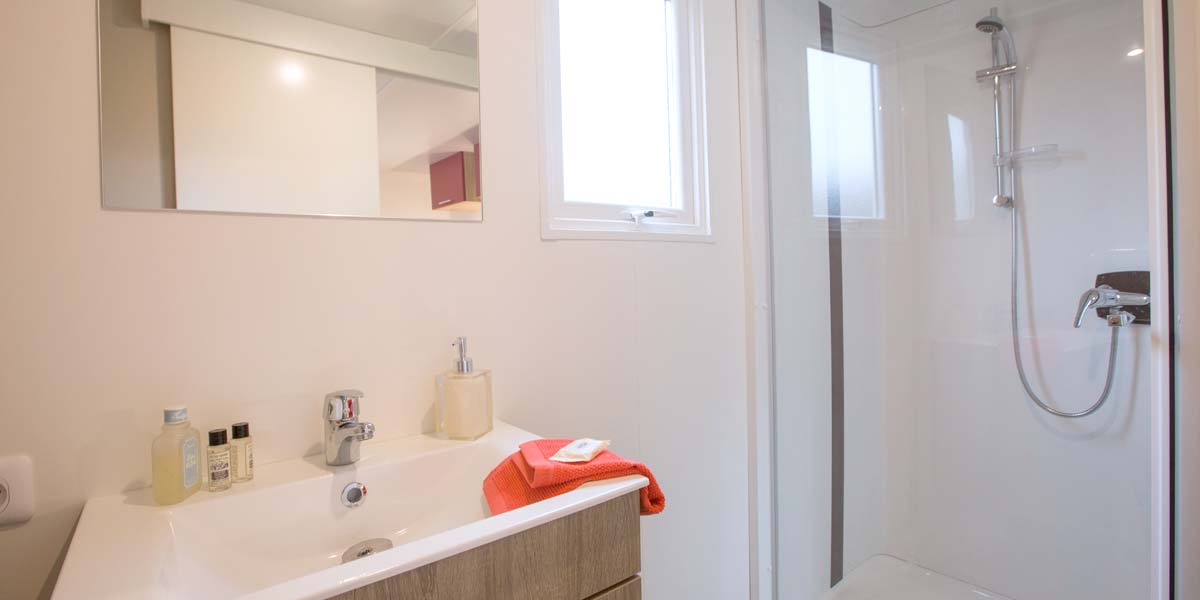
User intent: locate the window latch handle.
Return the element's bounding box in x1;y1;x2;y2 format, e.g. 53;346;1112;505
620;209;679;224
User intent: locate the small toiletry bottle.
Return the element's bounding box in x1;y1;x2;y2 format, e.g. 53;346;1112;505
206;429;232;492
436;336;493;440
230;422;254;483
152;406;202;505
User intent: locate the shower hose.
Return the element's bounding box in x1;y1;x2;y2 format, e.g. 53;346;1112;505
1007;206;1121;418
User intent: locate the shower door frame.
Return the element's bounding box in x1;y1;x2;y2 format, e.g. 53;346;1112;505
1166;1;1197;597
735;1;1175;598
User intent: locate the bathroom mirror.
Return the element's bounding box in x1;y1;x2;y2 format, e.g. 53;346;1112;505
97;0;483;221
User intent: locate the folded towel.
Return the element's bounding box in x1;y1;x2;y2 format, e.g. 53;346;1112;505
483;438;665;516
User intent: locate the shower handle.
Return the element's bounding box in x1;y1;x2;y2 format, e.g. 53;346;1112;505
1074;285;1150;328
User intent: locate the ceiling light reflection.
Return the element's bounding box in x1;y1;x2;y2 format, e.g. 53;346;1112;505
279;63;306;85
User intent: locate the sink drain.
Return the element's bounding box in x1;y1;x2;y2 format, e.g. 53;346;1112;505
341;538;393;563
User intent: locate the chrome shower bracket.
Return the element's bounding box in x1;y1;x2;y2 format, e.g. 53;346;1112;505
976;63;1018;81
1106;308;1137;328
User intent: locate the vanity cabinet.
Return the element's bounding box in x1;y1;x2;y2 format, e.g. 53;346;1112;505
331;491;642;600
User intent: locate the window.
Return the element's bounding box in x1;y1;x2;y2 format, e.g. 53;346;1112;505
538;0;710;240
806;48;884;221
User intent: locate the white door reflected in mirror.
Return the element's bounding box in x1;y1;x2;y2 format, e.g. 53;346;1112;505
97;0;483;222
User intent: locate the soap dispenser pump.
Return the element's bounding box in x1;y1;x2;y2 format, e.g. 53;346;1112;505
436;337;493;440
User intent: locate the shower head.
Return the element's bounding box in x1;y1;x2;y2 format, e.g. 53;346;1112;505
975;15;1005;34
975;8;1017;66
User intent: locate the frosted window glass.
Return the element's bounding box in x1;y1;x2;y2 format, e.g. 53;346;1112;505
558;0;675;209
806;48;882;220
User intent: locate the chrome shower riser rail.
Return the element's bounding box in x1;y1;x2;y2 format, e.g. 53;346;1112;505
990;68;1010;207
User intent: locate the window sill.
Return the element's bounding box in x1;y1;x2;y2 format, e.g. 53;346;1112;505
541;218;714;242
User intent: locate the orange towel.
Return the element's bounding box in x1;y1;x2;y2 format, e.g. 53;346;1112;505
483;439;665;516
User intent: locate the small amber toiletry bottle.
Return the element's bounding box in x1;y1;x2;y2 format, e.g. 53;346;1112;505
206;429;232;492
152;406;202;505
230;422;254;483
436;336;493;440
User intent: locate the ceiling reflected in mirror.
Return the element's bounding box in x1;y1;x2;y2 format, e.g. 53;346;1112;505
236;0;478;56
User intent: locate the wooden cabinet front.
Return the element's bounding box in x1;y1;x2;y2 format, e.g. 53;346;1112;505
331;492;641;600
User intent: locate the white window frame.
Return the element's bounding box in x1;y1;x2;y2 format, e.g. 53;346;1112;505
536;0;712;241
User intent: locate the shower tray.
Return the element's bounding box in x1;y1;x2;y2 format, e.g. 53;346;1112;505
824;555;1013;600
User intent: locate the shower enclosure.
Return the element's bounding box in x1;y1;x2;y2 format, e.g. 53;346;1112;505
741;0;1172;598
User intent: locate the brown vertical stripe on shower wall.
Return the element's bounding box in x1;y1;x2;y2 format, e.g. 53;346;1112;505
817;0;845;588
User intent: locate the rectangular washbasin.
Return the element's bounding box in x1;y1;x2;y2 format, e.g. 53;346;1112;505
52;421;648;599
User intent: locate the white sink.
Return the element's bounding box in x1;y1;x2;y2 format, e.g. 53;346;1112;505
52;421;648;599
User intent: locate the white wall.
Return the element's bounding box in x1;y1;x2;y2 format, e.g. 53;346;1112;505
0;1;749;599
764;0;1155;598
375;74;479;173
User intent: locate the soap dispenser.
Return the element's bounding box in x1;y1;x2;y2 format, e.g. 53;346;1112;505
436;337;493;440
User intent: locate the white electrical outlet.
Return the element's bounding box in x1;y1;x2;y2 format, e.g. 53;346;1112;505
0;455;34;526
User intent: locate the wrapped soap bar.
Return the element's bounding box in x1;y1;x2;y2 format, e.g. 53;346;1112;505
549;438;611;463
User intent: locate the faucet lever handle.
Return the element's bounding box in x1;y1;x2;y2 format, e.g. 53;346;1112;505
1074;288;1102;328
325;389;365;421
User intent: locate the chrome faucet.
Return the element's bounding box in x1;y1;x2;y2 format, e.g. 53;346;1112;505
324;389;375;466
1074;284;1150;328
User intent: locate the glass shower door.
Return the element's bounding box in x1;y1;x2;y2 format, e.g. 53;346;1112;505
760;1;1162;598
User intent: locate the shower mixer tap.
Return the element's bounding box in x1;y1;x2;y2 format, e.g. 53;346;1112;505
1074;285;1150;328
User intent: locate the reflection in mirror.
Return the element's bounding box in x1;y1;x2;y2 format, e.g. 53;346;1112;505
97;0;482;221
